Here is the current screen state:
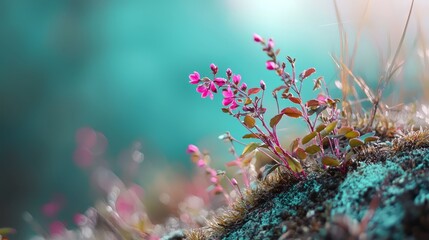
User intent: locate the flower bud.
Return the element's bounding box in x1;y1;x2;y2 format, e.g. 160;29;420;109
186;144;199;154
260;80;266;90
232;74;241;85
266;61;278;70
253;33;263;43
240;83;248;91
197;159;206;168
210;63;218;74
226;68;232;77
231;178;238;186
268;38;274;49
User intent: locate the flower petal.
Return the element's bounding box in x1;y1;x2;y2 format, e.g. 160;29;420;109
189;71;200;84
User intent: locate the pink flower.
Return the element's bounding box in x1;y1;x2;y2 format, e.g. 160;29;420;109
213;77;227;87
268;38;275;49
222;86;235;106
210;63;218;74
187;144;200;154
210;177;218;184
253;33;263;43
222;87;239;110
197;159;206;168
189;71;200;84
266;61;278;70
196;82;216;99
49;221;65;237
260;80;266;90
232;74;241;85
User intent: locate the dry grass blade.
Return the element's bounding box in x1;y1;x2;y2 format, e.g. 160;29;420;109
368;0;415;129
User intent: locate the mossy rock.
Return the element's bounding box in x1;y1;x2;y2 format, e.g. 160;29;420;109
186;133;429;240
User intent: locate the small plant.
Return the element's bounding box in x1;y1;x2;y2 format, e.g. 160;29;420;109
188;34;379;180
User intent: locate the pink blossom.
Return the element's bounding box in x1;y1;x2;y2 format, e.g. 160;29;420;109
268;38;275;49
222;86;235;106
210;63;218;74
240;83;248;91
230;101;239;110
213;77;227;87
189;71;200;84
232;74;241;85
210;177;218;184
49;221;65;237
266;61;278;70
197;159;206;168
196;82;216;99
260;80;266;90
231;178;238;186
222;87;239;110
73;213;86;225
187;144;200;154
253;33;263;43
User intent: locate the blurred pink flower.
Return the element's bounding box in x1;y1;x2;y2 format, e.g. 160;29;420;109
187;144;200;154
49;221;65;237
253;33;263;43
266;61;278;70
268;38;275;49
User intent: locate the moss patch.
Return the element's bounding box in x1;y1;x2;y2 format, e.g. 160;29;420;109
199;147;429;240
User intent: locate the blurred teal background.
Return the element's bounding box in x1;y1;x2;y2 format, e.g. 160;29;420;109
1;0;428;238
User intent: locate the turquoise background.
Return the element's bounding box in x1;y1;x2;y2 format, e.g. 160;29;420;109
0;0;426;238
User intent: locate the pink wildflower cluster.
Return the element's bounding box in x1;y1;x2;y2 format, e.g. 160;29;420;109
186;144;224;194
189;64;256;111
186;144;246;205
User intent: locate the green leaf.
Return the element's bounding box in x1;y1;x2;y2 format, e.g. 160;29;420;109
323;121;338;135
321;155;340;167
302;131;318;145
244;115;256;128
349;138;364;148
313;76;323;91
242;133;259;139
270;114;283;128
364;136;379;143
345;130;360;139
338;126;354;135
295;147;307;160
315;123;326;132
290;138;300;152
308;105;327;116
262;163;280;180
241;142;261;156
286;156;303;173
305;144;321;154
359;132;379;143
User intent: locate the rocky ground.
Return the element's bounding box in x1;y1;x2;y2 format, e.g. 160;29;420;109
186;131;429;240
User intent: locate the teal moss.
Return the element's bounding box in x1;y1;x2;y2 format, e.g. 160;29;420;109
213;148;429;240
221;178;332;240
330;148;429;239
